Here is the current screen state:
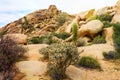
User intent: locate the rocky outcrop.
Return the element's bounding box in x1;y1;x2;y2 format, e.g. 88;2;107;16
94;6;115;16
78;44;115;59
112;0;120;23
77;9;95;19
3;34;28;44
104;27;114;45
65;16;80;33
78;20;103;38
1;5;61;35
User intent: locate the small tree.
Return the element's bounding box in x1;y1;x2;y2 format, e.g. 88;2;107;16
40;43;79;80
72;22;78;45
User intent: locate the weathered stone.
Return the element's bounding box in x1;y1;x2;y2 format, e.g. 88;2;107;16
104;27;114;45
3;34;28;44
78;20;103;38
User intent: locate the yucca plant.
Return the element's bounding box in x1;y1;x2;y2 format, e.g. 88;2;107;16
72;22;78;45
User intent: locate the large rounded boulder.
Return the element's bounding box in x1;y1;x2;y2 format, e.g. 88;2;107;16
3;33;28;44
78;20;103;38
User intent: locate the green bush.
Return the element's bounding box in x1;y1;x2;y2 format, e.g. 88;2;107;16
53;32;71;40
40;43;79;80
28;35;57;44
56;12;69;28
103;51;120;59
0;36;26;79
92;34;106;44
97;14;113;22
113;22;120;51
78;56;101;69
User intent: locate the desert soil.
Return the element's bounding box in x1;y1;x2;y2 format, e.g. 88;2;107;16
15;44;120;80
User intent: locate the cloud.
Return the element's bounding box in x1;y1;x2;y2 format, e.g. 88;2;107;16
0;0;118;27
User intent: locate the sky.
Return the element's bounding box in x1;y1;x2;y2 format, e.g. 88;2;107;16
0;0;118;27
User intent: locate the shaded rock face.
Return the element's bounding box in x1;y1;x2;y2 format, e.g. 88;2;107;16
104;27;114;45
112;0;120;23
3;34;28;44
78;20;103;38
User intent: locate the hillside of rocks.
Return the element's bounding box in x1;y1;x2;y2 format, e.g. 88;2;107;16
0;0;120;80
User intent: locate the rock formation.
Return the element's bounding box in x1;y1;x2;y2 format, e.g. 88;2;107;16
78;20;103;38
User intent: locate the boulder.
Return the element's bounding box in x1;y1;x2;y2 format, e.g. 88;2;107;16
78;20;103;38
104;27;114;45
3;34;28;44
66;65;84;80
111;0;120;23
78;44;115;60
77;9;95;19
112;14;120;23
65;16;80;33
56;22;69;33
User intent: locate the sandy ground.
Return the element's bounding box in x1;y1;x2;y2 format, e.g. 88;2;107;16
15;44;120;80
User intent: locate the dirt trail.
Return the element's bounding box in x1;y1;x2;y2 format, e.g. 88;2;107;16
15;44;120;80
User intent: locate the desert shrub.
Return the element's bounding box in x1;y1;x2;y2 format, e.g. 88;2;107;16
56;12;69;28
103;51;120;59
0;37;26;79
113;22;120;51
97;14;113;28
78;56;101;69
102;21;113;28
92;34;106;44
28;35;57;44
97;14;113;22
72;22;78;44
53;32;71;40
40;43;79;80
76;38;86;47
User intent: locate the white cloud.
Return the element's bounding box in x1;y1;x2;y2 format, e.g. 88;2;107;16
0;0;118;27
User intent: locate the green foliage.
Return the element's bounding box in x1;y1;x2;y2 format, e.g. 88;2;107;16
97;14;113;28
53;32;71;40
40;43;79;80
72;22;78;43
103;51;120;59
0;37;26;72
21;17;35;33
92;34;106;44
97;14;113;22
56;12;69;28
78;56;101;69
102;21;113;28
28;35;57;44
113;22;120;51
